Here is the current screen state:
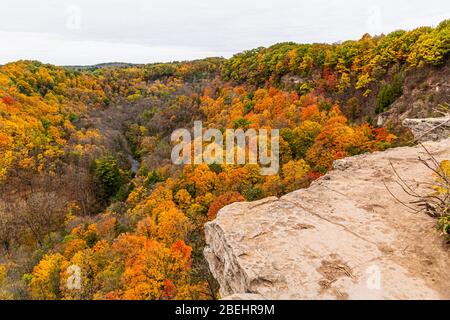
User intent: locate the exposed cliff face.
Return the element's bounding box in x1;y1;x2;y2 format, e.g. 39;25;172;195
204;139;450;300
403;117;450;142
376;60;450;128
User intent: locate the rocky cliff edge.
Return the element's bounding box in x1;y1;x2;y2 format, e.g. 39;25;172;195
204;139;450;300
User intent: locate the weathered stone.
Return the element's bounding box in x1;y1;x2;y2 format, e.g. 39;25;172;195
403;117;450;142
204;139;450;300
221;293;265;300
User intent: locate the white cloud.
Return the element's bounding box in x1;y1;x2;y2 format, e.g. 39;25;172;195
0;0;449;65
0;31;231;65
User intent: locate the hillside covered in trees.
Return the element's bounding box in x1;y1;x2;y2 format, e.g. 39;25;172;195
0;20;449;299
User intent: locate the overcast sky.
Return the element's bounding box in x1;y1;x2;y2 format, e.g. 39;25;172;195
1;0;449;65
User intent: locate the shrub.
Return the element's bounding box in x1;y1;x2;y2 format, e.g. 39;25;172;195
375;72;404;114
233;117;251;130
145;170;165;188
93;156;124;201
388;155;449;242
433;160;450;240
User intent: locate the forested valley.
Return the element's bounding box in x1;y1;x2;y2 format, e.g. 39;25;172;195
0;20;449;299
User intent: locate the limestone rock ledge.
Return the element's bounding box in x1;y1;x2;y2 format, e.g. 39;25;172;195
403;117;450;142
204;139;450;300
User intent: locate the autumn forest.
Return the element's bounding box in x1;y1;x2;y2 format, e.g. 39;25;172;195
0;19;449;299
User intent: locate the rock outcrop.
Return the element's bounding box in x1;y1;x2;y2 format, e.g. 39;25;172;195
403;117;450;142
376;60;450;127
204;139;450;300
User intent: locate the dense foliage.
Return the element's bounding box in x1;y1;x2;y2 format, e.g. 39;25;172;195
223;20;449;87
0;20;448;300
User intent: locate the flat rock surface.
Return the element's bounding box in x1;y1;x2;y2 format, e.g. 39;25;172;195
204;139;450;300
